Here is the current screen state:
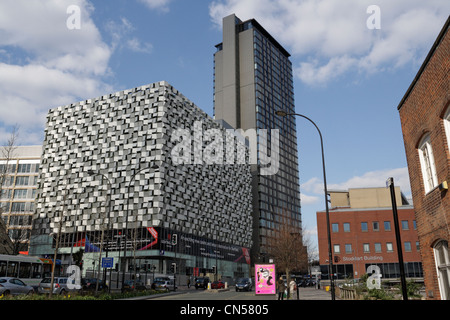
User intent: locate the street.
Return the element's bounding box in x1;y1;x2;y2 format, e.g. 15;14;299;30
147;286;335;301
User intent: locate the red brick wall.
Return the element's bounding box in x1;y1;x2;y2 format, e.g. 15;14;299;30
398;24;450;300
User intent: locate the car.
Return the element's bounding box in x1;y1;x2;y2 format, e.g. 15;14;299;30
0;277;35;296
235;278;252;292
81;278;108;292
151;279;176;291
123;280;147;292
211;281;225;289
38;277;81;295
194;277;210;289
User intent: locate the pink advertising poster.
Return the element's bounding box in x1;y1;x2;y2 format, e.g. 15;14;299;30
255;264;276;295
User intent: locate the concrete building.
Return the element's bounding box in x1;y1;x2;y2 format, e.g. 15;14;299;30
398;17;450;300
0;145;42;254
317;187;422;282
213;14;302;262
29;81;253;282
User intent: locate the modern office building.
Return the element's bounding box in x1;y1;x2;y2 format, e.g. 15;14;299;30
29;81;253;282
0;145;42;254
213;14;302;262
398;17;449;300
317;187;422;282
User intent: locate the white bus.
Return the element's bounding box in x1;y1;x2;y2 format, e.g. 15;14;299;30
0;254;52;287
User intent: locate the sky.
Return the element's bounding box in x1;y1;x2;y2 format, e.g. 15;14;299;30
0;0;449;254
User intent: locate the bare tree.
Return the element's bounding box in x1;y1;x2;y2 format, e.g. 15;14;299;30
0;125;20;254
267;209;307;288
0;125;19;193
301;223;319;276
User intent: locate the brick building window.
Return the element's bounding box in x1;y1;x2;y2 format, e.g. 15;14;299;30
333;244;341;254
363;243;370;253
433;240;450;300
332;223;339;232
386;242;394;252
418;134;438;193
444;107;450;150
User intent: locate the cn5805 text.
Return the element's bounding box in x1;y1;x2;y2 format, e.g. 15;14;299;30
224;304;269;315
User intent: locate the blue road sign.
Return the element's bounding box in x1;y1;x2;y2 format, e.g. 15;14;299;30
102;257;114;268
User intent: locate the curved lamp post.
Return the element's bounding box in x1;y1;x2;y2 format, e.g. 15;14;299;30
121;164;159;291
275;110;335;300
87;169;112;295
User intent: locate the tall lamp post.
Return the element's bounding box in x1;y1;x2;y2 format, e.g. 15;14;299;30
87;169;112;294
386;177;408;300
121;164;159;291
275;110;335;300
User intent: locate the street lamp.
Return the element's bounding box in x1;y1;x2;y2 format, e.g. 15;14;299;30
275;110;336;300
87;169;112;294
200;214;219;282
121;164;159;291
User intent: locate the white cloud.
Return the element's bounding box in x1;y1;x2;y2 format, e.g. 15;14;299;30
209;0;450;85
0;0;112;143
0;0;110;75
302;167;411;197
138;0;172;12
300;193;320;205
127;38;153;54
105;18;153;54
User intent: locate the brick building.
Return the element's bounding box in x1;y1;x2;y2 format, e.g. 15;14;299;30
398;17;450;300
317;187;422;281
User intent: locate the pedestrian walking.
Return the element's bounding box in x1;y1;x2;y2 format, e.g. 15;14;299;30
289;279;297;300
276;277;286;300
187;277;191;288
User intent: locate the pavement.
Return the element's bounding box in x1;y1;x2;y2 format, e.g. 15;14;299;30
298;287;339;300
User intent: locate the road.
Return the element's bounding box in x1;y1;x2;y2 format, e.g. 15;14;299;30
148;286;335;300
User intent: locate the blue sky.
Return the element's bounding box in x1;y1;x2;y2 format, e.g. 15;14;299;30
0;0;449;254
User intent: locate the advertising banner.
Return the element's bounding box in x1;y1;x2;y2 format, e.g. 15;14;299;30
58;227;250;264
255;264;276;295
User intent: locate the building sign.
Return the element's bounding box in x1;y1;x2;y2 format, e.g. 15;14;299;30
255;264;276;295
342;255;384;262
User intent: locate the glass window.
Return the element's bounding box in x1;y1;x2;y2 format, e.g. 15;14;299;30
373;221;380;231
404;242;412;252
343;223;350;232
444;107;450;151
17;164;31;173
433;240;450;300
384;221;391;231
332;223;339;233
418;134;438;193
333;244;340;254
402;220;409;230
386;242;394;252
363;243;370;253
375;243;382;253
361;222;368;232
345;244;352;254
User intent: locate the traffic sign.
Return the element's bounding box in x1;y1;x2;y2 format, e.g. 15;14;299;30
102;257;114;268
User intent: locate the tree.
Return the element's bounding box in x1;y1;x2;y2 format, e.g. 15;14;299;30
0;125;20;254
267;209;307;293
72;248;85;269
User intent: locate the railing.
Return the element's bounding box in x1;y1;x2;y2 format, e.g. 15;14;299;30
339;286;359;300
